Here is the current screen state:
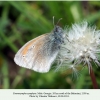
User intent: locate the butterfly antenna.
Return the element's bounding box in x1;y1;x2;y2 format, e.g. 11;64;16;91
53;16;55;27
53;16;62;27
56;18;62;26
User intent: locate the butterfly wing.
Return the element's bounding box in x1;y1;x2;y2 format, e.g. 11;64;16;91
14;34;58;73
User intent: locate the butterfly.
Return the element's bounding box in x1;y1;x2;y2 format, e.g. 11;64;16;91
14;17;64;73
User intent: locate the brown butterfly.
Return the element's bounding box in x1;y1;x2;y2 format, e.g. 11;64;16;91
14;17;64;73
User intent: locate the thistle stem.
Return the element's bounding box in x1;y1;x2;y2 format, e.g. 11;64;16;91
90;67;98;89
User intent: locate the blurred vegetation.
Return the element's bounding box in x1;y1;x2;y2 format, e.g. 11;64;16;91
0;1;100;89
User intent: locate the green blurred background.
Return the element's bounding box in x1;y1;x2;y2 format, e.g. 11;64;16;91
0;1;100;89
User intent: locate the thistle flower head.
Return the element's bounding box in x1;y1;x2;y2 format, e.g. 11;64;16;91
57;21;100;75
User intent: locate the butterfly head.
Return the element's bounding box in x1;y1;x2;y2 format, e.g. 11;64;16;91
53;25;64;45
52;16;64;44
54;25;63;34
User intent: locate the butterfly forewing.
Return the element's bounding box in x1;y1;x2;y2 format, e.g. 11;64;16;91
14;24;64;73
14;33;58;73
